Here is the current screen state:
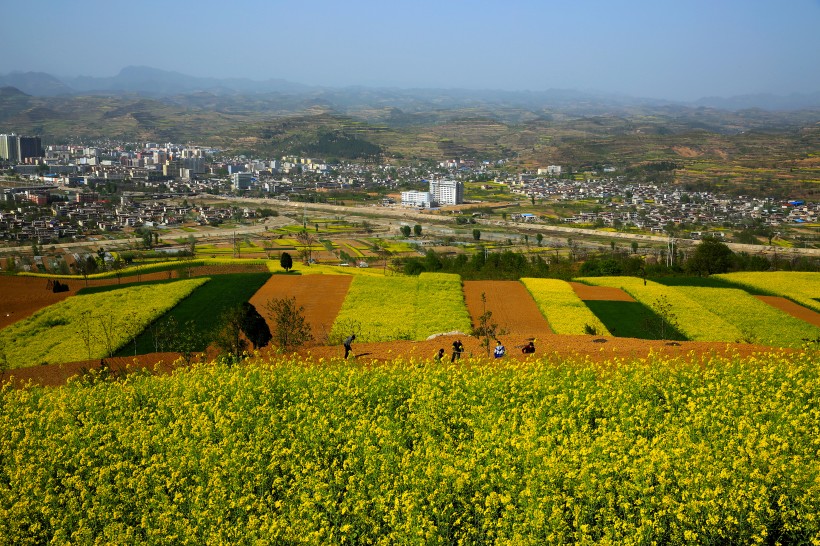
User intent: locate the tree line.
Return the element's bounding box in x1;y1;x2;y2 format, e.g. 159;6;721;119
399;237;820;280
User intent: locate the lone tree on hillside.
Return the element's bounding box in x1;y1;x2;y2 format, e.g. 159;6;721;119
400;225;411;237
473;229;481;241
295;230;316;264
280;251;293;272
474;292;503;357
265;296;313;351
413;224;422;237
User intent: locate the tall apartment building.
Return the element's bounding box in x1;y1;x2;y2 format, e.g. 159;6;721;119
0;134;19;161
429;179;464;206
18;136;43;161
0;134;43;161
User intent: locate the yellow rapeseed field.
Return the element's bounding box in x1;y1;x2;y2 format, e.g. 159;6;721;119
1;350;818;544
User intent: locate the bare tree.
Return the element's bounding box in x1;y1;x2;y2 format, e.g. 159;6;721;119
295;229;317;264
264;297;313;351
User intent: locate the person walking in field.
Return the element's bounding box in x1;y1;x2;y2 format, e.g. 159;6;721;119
343;334;355;359
451;339;464;362
494;340;506;358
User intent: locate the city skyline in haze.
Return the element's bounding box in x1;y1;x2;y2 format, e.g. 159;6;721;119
2;0;819;102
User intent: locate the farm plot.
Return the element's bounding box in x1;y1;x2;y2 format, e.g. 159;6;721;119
580;277;743;342
249;274;353;343
3;351;820;544
330;273;470;342
0;275;77;330
0;278;208;368
583;300;685;340
756;296;820;328
716;272;820;313
522;278;609;335
673;286;820;347
119;273;271;356
463;280;553;337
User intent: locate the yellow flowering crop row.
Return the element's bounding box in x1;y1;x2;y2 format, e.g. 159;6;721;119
580;276;743;341
674;286;820;347
1;350;819;543
330;272;471;341
520;278;611;335
717;271;820;313
0;278;208;368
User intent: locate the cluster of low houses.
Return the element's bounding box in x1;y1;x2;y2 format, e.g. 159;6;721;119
0;188;257;242
510;178;818;233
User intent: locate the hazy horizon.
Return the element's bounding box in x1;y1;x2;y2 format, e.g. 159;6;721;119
3;0;820;102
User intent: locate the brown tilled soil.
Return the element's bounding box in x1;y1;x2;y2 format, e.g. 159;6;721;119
570;282;635;301
0;275;76;329
249;274;352;342
756;296;820;328
463;280;553;336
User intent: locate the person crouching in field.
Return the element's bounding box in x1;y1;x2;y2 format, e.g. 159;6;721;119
494;340;506;358
522;341;535;354
435;348;445;363
343;334;355;359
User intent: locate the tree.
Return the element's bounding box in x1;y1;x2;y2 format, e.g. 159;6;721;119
473;292;502;356
473;229;481;241
295;230;316;264
242;302;272;350
78;255;98;287
536;233;543;247
413;224;422;237
400;225;411;237
213;305;249;362
265;296;313;351
280;251;293;272
685;236;734;276
631;241;639;254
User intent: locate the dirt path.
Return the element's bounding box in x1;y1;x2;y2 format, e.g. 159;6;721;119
756;296;820;328
463;281;553;341
249;274;352;342
569;281;635;301
2;335;791;389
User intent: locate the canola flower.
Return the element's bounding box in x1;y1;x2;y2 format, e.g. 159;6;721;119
717;271;820;314
0;278;208;368
330;273;471;341
580;276;744;342
1;349;819;544
521;278;610;335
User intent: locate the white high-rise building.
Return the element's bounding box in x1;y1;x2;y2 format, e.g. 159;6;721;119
429;179;463;206
0;134;19;162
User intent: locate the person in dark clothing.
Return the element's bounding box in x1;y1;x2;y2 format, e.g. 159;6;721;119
451;339;464;362
522;341;536;354
343;334;355;359
435;348;445;362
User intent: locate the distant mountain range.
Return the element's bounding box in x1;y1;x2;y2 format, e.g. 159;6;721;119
1;66;819;113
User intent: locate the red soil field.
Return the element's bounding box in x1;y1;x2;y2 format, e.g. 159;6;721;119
756;295;820;328
463;280;553;340
0;275;76;329
248;274;352;343
570;281;635;301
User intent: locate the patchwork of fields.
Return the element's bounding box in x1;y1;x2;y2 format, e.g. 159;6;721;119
3;267;820;371
4;267;820;543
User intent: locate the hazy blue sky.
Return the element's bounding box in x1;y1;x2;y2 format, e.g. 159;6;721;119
3;0;819;100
